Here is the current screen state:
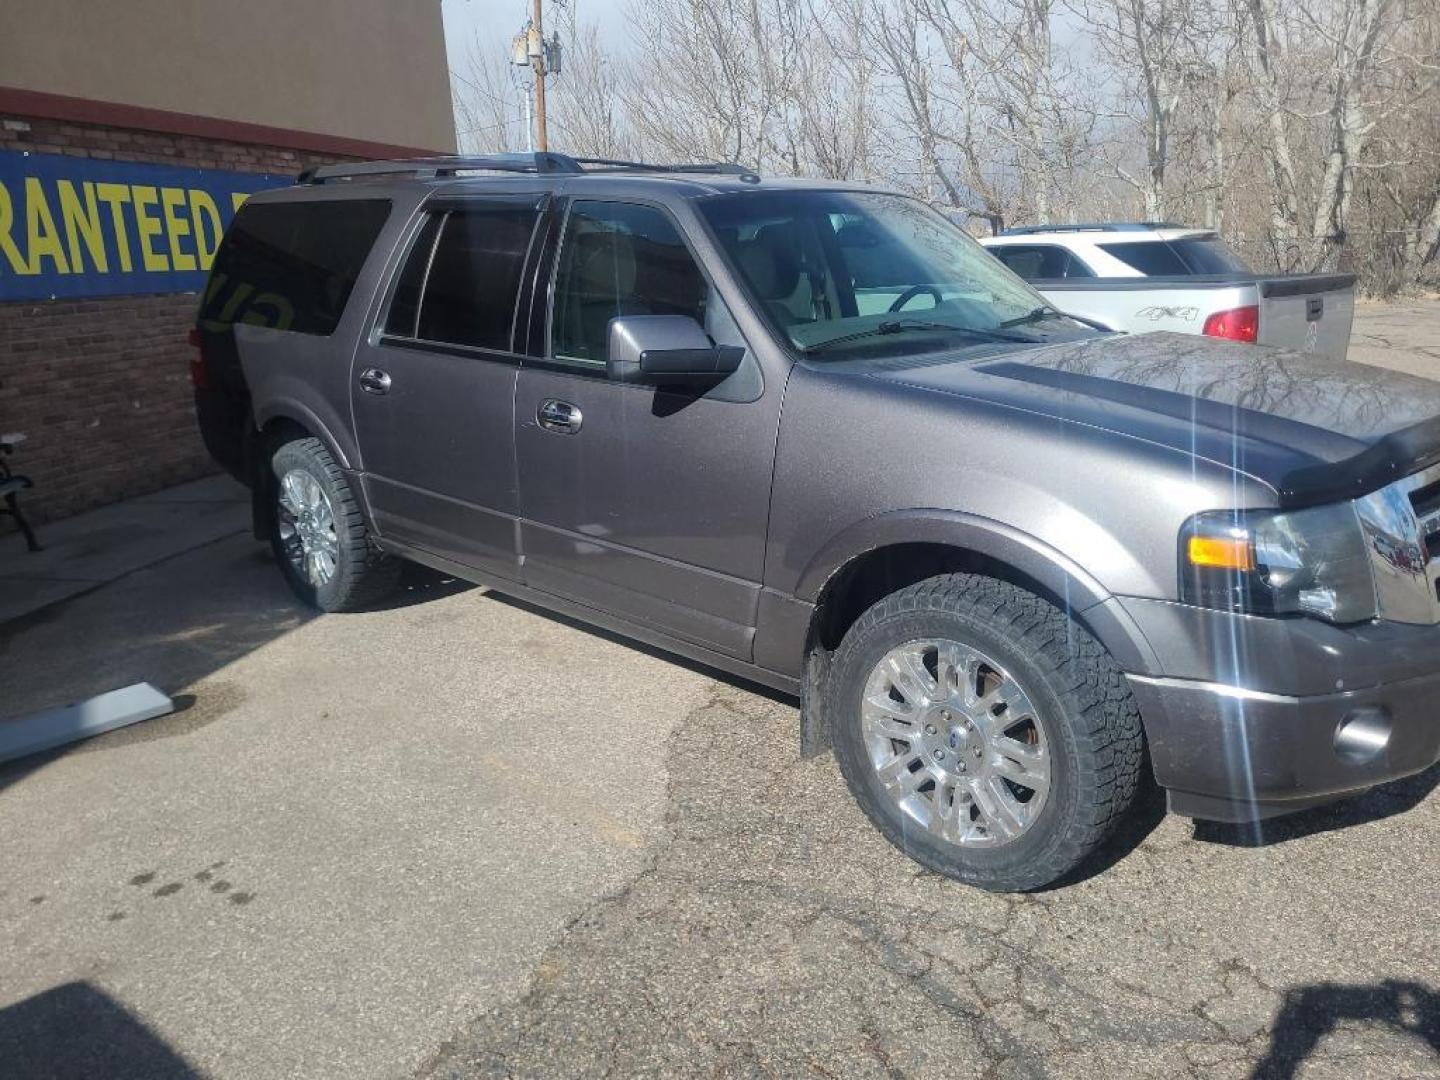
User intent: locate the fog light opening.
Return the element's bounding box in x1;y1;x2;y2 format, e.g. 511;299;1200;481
1334;708;1391;765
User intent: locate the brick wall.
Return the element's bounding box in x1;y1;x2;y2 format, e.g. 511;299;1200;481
0;113;357;527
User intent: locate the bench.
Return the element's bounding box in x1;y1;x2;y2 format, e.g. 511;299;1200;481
1;433;41;551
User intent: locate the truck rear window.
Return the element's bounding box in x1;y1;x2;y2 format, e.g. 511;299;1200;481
200;199;390;335
1098;236;1251;276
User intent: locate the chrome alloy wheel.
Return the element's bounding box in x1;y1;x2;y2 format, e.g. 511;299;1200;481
276;468;339;587
861;640;1051;847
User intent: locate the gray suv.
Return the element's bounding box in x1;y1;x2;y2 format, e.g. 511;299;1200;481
193;152;1440;891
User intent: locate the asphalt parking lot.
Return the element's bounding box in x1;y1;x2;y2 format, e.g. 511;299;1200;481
3;301;1439;1079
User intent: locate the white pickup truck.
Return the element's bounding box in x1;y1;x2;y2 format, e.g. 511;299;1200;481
979;223;1356;359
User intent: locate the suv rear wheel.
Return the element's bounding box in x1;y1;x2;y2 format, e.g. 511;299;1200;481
269;437;400;612
827;573;1145;891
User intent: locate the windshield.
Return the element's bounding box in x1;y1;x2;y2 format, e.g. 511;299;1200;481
698;190;1094;361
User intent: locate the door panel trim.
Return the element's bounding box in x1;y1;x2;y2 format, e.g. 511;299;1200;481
374;333;525;366
520;519;759;658
365;473;520;580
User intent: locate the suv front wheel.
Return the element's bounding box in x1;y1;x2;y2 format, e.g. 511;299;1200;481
827;573;1145;891
269;437;400;612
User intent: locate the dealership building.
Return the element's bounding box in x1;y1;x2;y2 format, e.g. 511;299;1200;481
0;0;455;527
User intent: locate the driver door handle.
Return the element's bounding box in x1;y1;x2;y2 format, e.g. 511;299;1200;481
358;368;391;395
537;399;583;434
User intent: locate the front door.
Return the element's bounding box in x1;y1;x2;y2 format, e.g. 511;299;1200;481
514;198;782;659
351;196;544;579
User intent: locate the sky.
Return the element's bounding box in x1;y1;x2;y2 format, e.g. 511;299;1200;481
441;0;629;71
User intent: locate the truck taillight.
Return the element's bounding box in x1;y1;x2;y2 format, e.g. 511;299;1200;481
187;327;210;389
1202;305;1259;343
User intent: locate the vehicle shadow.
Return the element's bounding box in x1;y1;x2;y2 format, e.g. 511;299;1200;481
1191;762;1440;849
1250;980;1440;1079
0;542;466;794
479;590;798;707
0;981;200;1079
370;561;476;610
1040;772;1170;890
483;586;1175;890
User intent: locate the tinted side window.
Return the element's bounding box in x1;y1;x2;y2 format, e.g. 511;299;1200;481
551;201;708;366
1097;240;1189;276
994;244;1070;280
1060;251;1095;278
383;214;443;338
1172;237;1252;274
200;199;390;335
415;204;541;350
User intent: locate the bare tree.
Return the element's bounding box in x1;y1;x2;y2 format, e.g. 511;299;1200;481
548;18;635;158
445;0;1440;292
451;36;525;153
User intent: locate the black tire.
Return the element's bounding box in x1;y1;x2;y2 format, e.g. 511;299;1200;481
268;436;400;612
827;573;1145;892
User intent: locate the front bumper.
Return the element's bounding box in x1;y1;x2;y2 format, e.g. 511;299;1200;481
1126;669;1440;821
1114;597;1440;821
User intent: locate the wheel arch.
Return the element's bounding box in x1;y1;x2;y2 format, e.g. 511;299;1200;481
794;511;1160;756
248;407;358;541
253;399;353;470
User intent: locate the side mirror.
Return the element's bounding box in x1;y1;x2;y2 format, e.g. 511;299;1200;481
606;315;744;387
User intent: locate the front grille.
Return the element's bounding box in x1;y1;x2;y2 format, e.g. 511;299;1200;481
1410;480;1440;553
1358;463;1440;624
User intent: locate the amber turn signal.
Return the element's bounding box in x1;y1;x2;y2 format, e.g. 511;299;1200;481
1187;534;1256;571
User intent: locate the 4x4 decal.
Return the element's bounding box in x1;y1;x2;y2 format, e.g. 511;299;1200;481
1134;305;1200;321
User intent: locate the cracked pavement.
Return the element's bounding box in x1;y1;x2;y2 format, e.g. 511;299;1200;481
419;684;1439;1079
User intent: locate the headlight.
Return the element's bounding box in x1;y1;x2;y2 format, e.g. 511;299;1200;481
1180;503;1378;623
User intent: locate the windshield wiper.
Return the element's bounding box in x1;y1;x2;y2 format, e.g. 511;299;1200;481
804;319;1032;353
998;304;1111;332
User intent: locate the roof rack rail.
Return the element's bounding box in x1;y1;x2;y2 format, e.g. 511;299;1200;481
297;152;759;185
571;157;756;176
999;221;1191;236
298;152;585;184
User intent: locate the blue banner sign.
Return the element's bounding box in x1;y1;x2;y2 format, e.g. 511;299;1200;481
0;150;292;301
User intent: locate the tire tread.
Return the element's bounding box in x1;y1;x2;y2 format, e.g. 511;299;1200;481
829;572;1145;891
272;437;400;612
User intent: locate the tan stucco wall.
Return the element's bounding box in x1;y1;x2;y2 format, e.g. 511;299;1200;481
0;0;455;151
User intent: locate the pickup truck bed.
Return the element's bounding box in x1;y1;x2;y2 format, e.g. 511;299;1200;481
1030;272;1356;359
979;225;1356;359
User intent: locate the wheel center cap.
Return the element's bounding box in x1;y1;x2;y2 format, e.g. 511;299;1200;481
947;723;983;761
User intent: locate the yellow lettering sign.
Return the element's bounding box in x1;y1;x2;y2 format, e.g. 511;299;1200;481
95;183;135;273
160;186;196;272
58;180;108;274
130;185;169;272
25;177;70;274
189;189;222;270
0;181;32;274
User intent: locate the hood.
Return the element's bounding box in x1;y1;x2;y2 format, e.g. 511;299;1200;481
873;332;1440;506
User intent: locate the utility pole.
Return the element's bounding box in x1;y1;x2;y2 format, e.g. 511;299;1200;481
531;0;548;151
511;8;560;152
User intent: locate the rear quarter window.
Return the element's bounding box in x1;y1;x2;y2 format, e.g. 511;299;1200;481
1171;237;1252;274
199;198;391;335
1096;240;1189;276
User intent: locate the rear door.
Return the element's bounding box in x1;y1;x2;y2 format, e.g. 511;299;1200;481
512;197;782;659
350;195;545;578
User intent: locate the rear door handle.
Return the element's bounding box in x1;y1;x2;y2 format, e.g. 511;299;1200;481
358;368;391;395
537;398;582;434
